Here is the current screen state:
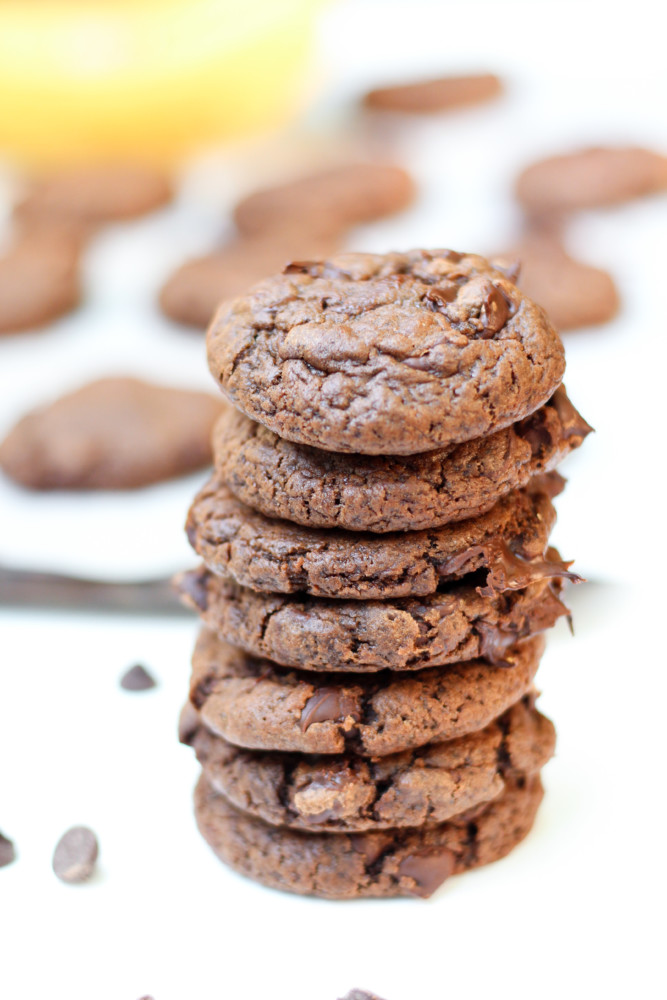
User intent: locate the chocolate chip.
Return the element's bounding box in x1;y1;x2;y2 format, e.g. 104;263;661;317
480;283;510;334
551;386;594;441
0;832;16;868
398;847;456;897
52;826;98;883
120;664;157;691
300;688;361;732
350;832;395;868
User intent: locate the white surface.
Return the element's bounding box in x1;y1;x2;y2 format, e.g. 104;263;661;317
1;1;666;998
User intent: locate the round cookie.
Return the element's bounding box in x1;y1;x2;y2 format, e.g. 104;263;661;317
515;146;667;215
189;629;544;756
232;163;415;238
211;386;591;532
0;229;81;334
0;377;223;490
194;771;544;898
206;249;565;455
189;697;555;832
186;477;576;600
177;565;568;672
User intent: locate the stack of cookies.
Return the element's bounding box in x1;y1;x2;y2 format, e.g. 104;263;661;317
178;249;591;899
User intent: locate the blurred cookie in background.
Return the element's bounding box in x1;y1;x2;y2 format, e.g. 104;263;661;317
159;228;341;331
0;376;224;490
0;228;82;334
493;225;620;332
14;164;173;234
516;146;667;216
232;162;415;238
363;72;502;114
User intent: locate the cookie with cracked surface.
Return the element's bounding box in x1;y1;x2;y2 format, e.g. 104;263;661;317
494;230;620;331
186;477;576;600
177;565;568;672
189;629;544;756
159;230;341;331
190;697;555;832
194;771;543;898
516;146;667;215
363;73;502;113
233;164;415;238
211;385;590;532
0;377;223;490
206;249;565;455
15;164;172;230
0;229;81;334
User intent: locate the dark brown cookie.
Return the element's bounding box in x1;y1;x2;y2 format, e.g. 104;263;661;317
194;771;544;898
233;163;415;238
0;229;81;334
189;629;544;756
516;146;667;215
159;230;340;331
206;250;565;455
494;231;620;331
211;386;590;532
177;565;568;671
186;478;576;600
363;73;502;113
0;377;224;490
191;698;555;832
15;164;172;228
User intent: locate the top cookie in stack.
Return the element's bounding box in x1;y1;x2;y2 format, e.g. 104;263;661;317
181;248;590;900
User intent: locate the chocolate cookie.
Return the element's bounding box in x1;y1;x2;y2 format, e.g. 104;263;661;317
494;231;620;331
233;164;415;238
0;229;81;334
194;772;543;898
206;250;565;455
363;73;502;114
15;164;172;229
189;630;544;756
516;146;667;215
159;230;340;331
186;478;576;600
0;377;223;490
177;565;568;671
190;697;555;832
211;386;590;532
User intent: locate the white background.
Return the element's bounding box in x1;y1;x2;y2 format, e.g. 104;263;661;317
1;1;665;998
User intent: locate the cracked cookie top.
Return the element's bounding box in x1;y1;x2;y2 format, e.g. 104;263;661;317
206;249;565;455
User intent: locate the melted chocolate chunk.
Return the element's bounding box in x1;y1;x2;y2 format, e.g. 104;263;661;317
176;567;210;613
300;689;361;732
350;832;395;868
551;387;595;441
398;847;456;897
52;826;98;884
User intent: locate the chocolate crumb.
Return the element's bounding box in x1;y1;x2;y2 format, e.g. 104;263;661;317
120;664;157;691
52;826;98;883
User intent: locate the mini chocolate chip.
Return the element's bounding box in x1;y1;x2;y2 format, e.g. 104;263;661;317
120;664;157;691
398;847;456;898
52;826;98;883
0;832;16;868
300;688;361;732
